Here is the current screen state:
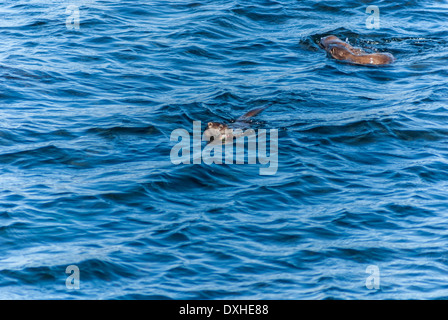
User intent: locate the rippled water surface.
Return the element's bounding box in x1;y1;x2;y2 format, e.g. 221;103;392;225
1;0;448;299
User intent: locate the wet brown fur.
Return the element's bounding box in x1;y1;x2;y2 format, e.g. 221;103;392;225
320;35;395;66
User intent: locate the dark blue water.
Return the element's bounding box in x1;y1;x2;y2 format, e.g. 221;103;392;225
1;0;448;299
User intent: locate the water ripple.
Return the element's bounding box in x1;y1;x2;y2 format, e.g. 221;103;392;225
0;0;448;300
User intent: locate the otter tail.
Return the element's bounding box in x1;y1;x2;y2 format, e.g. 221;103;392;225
236;105;269;122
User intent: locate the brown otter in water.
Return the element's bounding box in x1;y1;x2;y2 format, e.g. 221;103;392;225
320;35;395;66
204;106;267;144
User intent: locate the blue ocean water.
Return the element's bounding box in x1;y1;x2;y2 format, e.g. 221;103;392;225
1;0;448;299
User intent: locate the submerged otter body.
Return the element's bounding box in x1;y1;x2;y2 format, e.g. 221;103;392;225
320;35;395;66
203;106;267;144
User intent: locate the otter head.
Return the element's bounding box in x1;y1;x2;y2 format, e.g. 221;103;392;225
328;45;351;60
207;122;226;131
204;122;229;143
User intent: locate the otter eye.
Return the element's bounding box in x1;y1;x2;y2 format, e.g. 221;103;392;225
219;124;223;129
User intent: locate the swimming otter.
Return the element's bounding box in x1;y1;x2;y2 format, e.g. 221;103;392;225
204;106;267;144
320;35;395;66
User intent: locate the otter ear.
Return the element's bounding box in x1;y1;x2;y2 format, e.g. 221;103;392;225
208;122;213;127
